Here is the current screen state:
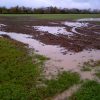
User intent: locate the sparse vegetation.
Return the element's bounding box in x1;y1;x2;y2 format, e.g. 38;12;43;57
80;61;92;71
70;60;100;100
95;60;100;79
80;60;100;71
81;66;91;71
95;70;100;79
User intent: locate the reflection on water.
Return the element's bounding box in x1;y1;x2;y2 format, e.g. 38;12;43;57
63;22;88;27
33;26;72;35
77;18;100;22
62;21;88;34
0;24;6;27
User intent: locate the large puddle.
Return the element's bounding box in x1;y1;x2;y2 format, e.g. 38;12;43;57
62;21;89;34
33;22;89;35
33;26;72;35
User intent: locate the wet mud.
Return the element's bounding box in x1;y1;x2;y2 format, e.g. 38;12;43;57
0;17;100;52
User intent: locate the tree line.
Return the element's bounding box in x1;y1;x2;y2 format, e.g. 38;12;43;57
0;6;100;14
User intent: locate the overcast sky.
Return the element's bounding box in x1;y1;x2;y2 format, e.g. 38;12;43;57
0;0;100;9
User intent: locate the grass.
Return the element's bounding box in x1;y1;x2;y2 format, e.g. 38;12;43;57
44;71;80;98
81;62;92;71
95;60;100;79
0;38;42;100
0;14;100;20
70;60;100;100
81;66;91;71
80;60;100;71
0;37;80;100
95;70;100;79
70;80;100;100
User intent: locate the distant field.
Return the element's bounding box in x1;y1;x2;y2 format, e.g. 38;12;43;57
0;14;100;20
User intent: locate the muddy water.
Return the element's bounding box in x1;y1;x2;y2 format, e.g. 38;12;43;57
33;22;88;35
0;19;100;79
0;30;100;79
44;49;100;79
33;26;72;35
62;21;89;34
63;22;88;27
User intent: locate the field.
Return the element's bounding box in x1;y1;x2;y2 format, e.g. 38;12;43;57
0;14;100;20
0;14;100;100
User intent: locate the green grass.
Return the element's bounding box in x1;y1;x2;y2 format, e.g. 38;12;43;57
44;71;80;98
0;14;100;20
0;38;80;100
70;80;100;100
0;38;42;100
29;71;80;100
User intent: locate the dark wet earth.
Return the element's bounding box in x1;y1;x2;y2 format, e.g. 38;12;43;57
0;16;100;79
0;16;100;53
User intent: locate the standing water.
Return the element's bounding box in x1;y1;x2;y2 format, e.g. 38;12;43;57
0;21;100;79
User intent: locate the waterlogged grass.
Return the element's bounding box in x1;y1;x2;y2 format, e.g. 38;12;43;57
70;80;100;100
81;66;91;71
94;61;100;79
0;38;80;100
81;60;100;71
29;71;80;100
0;14;100;20
95;70;100;79
69;60;100;100
44;71;80;98
81;62;92;71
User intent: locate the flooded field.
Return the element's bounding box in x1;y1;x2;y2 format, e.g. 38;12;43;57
0;17;100;79
0;16;100;100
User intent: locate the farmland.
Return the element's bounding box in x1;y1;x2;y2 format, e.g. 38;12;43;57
0;14;100;20
0;14;100;100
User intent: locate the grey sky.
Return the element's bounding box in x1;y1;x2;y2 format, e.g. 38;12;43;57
0;0;100;9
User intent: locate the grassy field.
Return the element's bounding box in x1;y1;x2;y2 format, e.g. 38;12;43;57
0;37;80;100
0;14;100;20
70;80;100;100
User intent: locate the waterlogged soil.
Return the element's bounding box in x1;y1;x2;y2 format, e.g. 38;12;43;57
0;17;100;78
0;16;100;100
0;16;100;52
